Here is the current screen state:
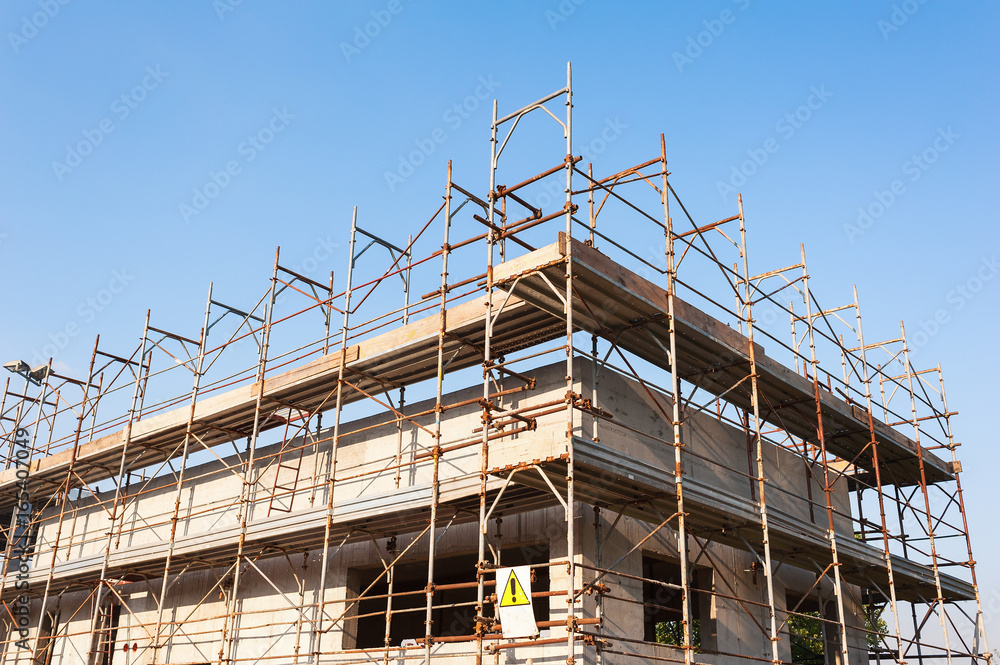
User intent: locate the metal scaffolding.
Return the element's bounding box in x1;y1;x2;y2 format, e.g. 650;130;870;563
0;66;989;665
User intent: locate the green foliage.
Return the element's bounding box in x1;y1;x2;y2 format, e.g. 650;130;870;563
789;603;888;662
865;603;889;650
655;619;701;651
789;611;825;664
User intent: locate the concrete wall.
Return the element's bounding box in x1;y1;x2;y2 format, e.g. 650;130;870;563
2;357;869;665
585;360;856;538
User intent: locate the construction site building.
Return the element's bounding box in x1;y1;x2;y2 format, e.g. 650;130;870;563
0;68;989;665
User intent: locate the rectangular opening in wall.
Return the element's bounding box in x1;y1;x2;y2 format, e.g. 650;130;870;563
0;509;11;553
787;593;838;665
89;597;122;665
33;610;57;665
351;544;549;649
641;554;712;651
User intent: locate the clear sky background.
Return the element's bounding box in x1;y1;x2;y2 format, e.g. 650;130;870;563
1;0;998;648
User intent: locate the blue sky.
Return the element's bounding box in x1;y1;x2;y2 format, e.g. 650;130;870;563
2;0;998;646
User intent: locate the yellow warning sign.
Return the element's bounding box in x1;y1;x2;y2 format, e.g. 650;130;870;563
499;570;530;607
496;566;537;638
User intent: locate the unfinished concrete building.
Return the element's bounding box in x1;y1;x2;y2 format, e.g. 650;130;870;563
0;68;990;665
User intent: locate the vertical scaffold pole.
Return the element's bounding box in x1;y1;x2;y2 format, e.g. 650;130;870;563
219;248;278;665
800;246;851;664
314;210;356;659
82;313;149;659
936;365;990;662
28;355;69;659
899;322;952;665
853;287;904;661
737;195;781;664
479;94;501;665
151;286;212;664
562;61;579;665
662;134;692;665
423;160;453;665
